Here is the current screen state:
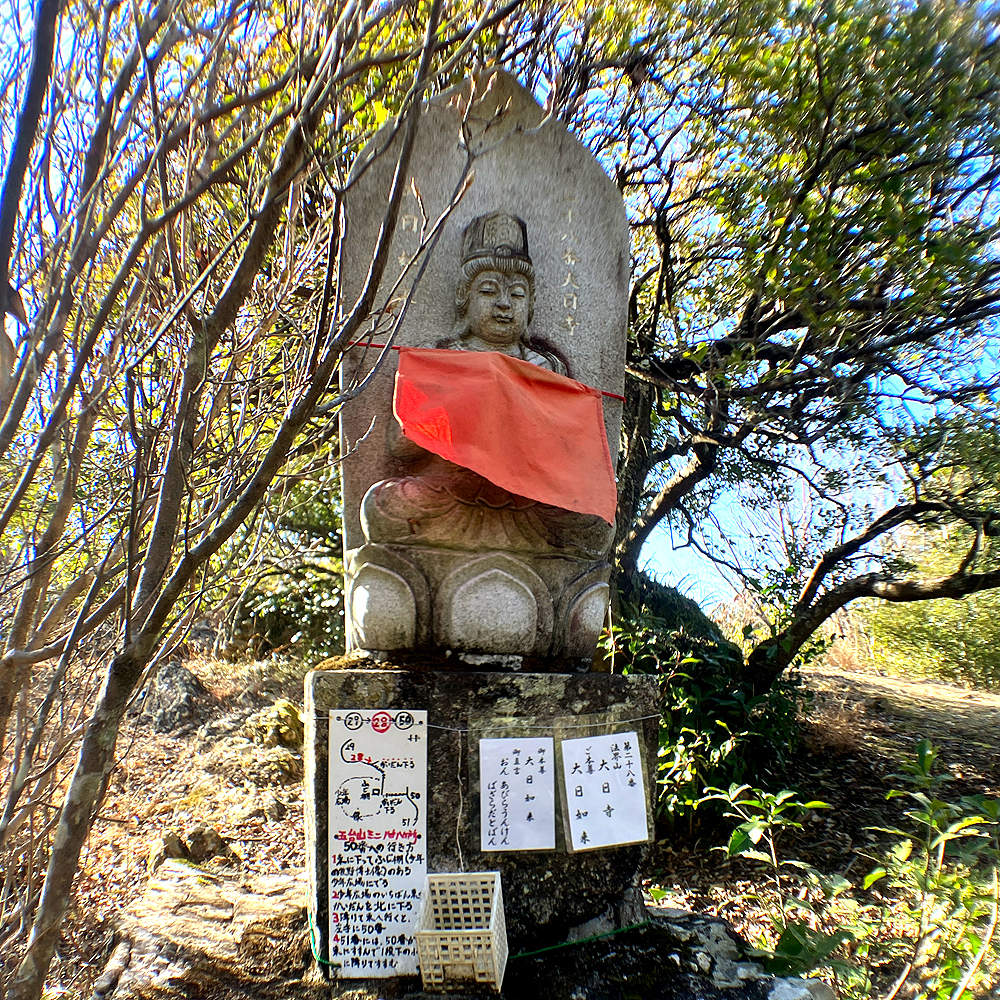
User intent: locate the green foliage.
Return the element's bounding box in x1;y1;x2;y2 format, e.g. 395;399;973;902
605;583;809;831
854;740;1000;1000
715;786;831;867
228;476;346;662
708;784;853;978
858;416;1000;690
702;742;1000;998
599;0;1000;677
605;577;742;675
236;566;344;662
655;665;808;831
865;535;1000;691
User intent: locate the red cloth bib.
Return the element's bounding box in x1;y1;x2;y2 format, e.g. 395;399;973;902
392;348;618;524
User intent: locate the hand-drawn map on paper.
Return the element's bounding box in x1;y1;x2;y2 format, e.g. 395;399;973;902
328;709;427;977
561;731;648;851
479;737;555;851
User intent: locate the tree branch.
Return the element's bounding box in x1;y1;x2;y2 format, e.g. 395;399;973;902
746;564;1000;694
0;0;59;302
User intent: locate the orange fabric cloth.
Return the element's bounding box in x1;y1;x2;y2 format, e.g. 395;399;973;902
393;347;618;524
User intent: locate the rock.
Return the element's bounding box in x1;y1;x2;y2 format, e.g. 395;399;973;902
629;575;743;674
239;699;304;749
147;830;188;873
564;887;648;943
185;824;232;863
92;940;131;998
143;660;209;733
770;979;838;1000
97;865;830;1000
197;708;257;746
206;736;303;787
186;617;218;654
97;860;309;999
236;792;288;823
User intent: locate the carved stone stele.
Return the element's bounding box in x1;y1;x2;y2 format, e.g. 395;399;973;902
339;71;628;668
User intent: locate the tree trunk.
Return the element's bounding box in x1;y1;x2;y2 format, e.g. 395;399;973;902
612;378;656;605
7;644;148;1000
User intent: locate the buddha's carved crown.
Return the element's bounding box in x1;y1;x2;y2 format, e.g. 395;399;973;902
461;212;531;267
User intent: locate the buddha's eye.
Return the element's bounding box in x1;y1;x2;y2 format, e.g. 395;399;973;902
509;283;528;299
475;279;500;296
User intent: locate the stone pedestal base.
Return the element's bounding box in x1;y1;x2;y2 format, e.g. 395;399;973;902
345;545;610;666
305;669;659;966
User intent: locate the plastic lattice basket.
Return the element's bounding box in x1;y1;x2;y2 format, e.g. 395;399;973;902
415;872;508;992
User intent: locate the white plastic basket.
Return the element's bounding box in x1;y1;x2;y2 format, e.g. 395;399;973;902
415;872;508;992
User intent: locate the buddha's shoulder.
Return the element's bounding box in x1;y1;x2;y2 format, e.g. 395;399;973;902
412;338;568;377
522;346;568;377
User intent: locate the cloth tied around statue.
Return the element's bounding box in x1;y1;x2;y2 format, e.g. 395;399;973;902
392;347;618;525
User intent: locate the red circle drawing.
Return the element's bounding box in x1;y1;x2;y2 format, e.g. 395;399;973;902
371;711;392;733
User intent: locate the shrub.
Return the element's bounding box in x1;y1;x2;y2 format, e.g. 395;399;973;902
604;581;809;834
222;566;345;662
709;741;1000;999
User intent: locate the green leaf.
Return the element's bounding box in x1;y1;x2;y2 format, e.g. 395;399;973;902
728;828;751;857
764;921;856;976
864;868;887;889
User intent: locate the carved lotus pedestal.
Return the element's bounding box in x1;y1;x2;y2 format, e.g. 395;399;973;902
345;543;610;669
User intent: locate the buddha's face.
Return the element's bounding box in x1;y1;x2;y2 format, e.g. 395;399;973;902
465;269;531;346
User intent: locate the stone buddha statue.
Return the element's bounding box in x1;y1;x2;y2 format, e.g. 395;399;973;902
360;212;614;561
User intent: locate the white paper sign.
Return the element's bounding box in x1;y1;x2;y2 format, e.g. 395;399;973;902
479;738;555;851
328;709;427;977
561;731;648;851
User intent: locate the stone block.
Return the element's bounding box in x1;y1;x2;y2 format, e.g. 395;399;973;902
305;668;660;968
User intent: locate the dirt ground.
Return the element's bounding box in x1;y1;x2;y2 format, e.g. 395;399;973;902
37;661;1000;996
802;665;1000;772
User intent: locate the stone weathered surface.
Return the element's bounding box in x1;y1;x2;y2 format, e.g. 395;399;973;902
339;70;628;664
95;860;311;999
239;699;305;748
340;70;628;541
142;660;210;732
147;830;188;873
205;735;304;787
185;824;234;864
305;668;660;963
